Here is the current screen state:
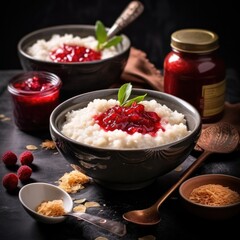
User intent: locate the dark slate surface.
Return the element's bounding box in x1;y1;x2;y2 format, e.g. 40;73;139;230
0;71;240;240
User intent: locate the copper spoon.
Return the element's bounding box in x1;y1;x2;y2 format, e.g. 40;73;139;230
122;122;239;225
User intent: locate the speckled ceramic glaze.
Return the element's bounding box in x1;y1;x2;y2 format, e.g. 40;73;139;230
50;88;201;190
18;25;131;99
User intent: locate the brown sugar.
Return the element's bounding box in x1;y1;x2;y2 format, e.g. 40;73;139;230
36;199;65;217
189;184;240;206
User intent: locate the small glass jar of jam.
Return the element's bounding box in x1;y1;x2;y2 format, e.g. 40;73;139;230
8;71;62;132
163;29;226;123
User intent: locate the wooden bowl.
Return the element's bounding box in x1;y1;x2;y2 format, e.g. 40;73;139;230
179;174;240;220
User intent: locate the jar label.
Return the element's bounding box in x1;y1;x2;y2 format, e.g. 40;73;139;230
202;80;225;117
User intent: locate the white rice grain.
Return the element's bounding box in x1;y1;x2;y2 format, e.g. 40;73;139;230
61;99;190;149
27;34;119;61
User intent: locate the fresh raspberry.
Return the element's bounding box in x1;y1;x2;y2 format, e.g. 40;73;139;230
2;173;18;191
1;150;17;166
19;151;34;165
17;165;32;181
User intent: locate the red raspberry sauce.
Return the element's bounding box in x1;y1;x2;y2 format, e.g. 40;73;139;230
10;75;60;132
50;44;102;62
95;102;165;136
13;76;53;91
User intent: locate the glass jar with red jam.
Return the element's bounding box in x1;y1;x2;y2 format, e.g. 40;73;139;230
163;29;226;123
8;71;62;132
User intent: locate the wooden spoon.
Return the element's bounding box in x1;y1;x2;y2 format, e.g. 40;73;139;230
122;122;239;225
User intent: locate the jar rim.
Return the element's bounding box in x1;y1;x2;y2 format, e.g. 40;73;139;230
8;71;62;96
171;28;219;53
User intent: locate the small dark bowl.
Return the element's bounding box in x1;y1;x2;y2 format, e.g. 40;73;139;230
179;174;240;220
18;25;131;99
50;88;201;190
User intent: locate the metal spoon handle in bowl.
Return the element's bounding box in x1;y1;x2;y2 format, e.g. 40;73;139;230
107;1;144;39
66;212;126;237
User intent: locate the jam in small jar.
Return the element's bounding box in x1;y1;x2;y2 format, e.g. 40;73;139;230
164;29;226;123
8;71;62;132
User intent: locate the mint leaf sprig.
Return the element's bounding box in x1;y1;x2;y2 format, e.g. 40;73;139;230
95;21;123;51
118;83;147;107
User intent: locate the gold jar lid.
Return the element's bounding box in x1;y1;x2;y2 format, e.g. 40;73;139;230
171;29;219;53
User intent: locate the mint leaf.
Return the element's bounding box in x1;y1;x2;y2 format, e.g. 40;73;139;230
101;36;123;49
118;83;132;106
95;20;123;50
124;94;147;107
95;21;107;44
118;83;147;106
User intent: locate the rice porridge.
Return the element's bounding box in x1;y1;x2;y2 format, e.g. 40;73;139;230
61;99;190;149
27;34;119;62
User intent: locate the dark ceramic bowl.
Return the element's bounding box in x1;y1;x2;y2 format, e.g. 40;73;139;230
179;174;240;220
18;25;131;99
50;88;201;190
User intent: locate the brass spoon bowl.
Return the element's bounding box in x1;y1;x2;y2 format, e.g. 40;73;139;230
122;122;239;225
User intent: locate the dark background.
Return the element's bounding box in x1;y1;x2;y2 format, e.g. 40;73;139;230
1;0;239;71
1;2;240;239
1;0;240;102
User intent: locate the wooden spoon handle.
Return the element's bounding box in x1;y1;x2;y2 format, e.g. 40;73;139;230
155;150;212;209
